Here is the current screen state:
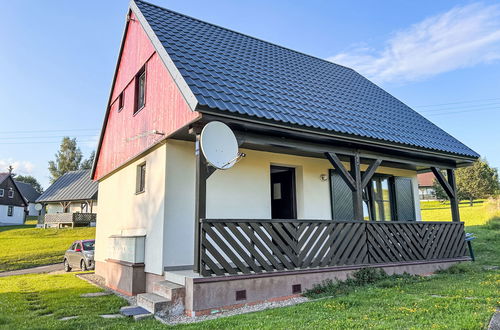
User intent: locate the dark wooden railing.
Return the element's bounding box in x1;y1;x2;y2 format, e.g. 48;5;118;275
199;219;467;276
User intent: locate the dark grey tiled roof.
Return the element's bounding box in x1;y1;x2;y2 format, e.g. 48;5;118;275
134;0;478;158
14;181;41;203
36;170;98;203
0;173;9;184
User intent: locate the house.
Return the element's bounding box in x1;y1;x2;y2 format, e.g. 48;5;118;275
36;170;98;228
417;172;437;200
15;181;42;217
0;173;27;225
92;0;479;316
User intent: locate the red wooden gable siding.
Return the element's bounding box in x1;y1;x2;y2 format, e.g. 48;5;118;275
94;12;199;180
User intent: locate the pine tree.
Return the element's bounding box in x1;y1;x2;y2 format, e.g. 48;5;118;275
80;150;95;170
48;137;83;183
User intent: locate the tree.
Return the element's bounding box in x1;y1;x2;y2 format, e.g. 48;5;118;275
432;178;448;202
80;150;95;170
14;175;43;194
431;158;500;205
48;137;83;183
456;158;499;205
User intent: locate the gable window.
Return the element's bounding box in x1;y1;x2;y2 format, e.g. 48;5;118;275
0;189;3;197
118;92;124;112
136;162;146;194
134;66;146;114
7;206;13;217
8;189;14;199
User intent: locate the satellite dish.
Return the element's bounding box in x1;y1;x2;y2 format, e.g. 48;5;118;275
200;121;240;170
34;203;43;211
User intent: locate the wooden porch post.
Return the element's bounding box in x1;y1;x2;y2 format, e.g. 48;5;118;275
39;203;46;225
193;133;207;273
325;152;381;221
351;154;363;221
191;125;217;273
447;169;460;222
430;167;460;222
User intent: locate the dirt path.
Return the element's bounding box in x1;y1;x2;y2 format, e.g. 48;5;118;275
0;263;63;277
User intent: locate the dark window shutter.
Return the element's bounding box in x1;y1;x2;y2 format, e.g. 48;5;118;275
394;177;416;221
330;170;353;221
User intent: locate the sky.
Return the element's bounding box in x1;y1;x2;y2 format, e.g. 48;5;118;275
1;0;499;189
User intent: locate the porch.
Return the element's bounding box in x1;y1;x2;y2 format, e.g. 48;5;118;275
199;219;467;276
188;119;468;278
43;212;97;228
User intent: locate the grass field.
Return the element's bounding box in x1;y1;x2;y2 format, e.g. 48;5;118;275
0;215;498;328
0;224;95;272
421;199;499;226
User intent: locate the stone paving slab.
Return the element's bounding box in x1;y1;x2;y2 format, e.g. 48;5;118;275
59;316;78;321
120;306;150;317
81;291;112;297
100;314;124;319
488;308;500;330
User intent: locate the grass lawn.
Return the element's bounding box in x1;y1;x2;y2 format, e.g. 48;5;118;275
0;217;497;329
421;199;498;226
0;224;95;272
0;272;159;329
0;202;497;328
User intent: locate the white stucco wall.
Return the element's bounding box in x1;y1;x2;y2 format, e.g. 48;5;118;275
95;144;166;275
27;203;38;217
162;140;420;268
0;205;25;224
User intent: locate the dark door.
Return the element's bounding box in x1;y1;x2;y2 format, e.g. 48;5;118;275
270;166;297;219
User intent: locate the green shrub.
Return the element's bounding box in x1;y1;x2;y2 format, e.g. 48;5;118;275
305;268;421;299
352;267;388;284
435;262;474;275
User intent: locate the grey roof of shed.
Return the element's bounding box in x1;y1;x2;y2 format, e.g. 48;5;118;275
14;181;41;203
131;0;479;159
36;170;98;203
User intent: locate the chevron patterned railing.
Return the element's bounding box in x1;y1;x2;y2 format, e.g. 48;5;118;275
199;219;466;276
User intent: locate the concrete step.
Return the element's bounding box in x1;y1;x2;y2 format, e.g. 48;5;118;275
164;270;201;285
151;280;185;301
136;293;171;314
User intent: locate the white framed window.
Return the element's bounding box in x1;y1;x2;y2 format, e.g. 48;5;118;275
136;162;146;194
8;189;14;198
0;189;4;197
7;206;13;217
134;66;146;114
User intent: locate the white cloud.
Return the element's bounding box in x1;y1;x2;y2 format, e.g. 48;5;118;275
328;3;500;83
0;159;35;175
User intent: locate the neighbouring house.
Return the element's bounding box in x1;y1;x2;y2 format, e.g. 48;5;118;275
0;173;27;225
418;172;437;200
15;181;42;217
92;0;479;316
36;170;98;228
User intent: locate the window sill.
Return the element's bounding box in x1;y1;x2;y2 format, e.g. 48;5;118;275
135;190;145;195
133;105;145;117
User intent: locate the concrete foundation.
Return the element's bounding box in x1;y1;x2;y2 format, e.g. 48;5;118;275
184;258;465;316
95;259;146;296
